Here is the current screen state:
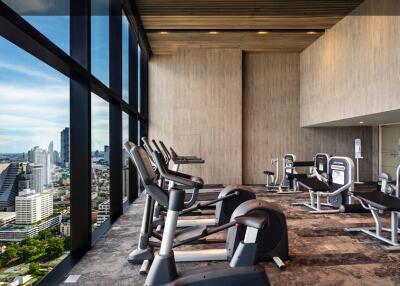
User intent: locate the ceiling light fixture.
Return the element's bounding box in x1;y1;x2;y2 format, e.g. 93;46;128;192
359;121;364;124
159;31;169;35
208;31;219;35
307;31;318;35
257;31;269;35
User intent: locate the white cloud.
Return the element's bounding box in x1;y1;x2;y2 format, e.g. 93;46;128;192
3;0;56;14
0;61;63;83
0;84;112;153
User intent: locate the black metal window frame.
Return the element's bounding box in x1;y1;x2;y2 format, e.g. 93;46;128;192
0;0;150;284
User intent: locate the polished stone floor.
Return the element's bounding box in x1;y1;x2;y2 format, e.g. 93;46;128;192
60;186;400;286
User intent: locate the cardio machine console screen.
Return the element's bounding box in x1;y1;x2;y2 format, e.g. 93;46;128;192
331;165;345;185
286;160;293;174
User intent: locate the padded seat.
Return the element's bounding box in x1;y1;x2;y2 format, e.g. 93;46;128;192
355;191;400;211
263;171;274;175
287;173;308;180
297;177;330;192
292;161;314;167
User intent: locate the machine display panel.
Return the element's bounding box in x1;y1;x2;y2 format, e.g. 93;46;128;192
332;170;344;185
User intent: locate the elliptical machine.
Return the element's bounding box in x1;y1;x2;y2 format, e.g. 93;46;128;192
125;142;289;274
145;187;271;286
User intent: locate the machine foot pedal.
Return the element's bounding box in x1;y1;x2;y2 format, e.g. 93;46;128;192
273;256;286;270
139;260;150;276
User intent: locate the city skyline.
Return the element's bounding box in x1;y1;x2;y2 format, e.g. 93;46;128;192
0;127;110;156
0;4;127;283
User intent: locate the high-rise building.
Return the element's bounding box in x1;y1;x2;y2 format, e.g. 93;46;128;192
48;141;54;167
104;145;110;164
53;150;60;166
27;146;50;186
60;128;70;167
60;221;70;236
15;189;53;225
27;164;44;193
17;172;32;192
0;163;20;211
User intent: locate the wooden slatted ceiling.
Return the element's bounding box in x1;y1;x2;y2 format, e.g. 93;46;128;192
136;0;364;16
135;0;364;54
141;16;344;30
148;30;323;54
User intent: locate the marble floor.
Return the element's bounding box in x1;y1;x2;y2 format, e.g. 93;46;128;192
60;186;400;286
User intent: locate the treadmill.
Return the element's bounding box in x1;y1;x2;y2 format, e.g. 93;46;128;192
157;140;225;195
141;137;219;207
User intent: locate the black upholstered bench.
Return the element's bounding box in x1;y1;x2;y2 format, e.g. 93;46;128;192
346;169;400;252
355;191;400;211
296;177;330;192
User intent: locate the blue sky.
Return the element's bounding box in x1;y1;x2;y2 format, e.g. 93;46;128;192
0;2;130;154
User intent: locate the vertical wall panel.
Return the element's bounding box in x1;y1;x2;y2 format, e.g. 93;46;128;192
243;53;375;184
149;50;377;185
149;49;242;185
300;0;400;126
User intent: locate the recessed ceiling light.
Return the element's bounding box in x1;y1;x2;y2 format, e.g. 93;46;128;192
208;31;219;35
307;31;318;35
159;31;169;35
359;121;364;124
257;31;269;35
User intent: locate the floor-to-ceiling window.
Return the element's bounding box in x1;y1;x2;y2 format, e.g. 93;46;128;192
122;13;130;204
0;0;148;284
91;94;110;230
122;113;129;204
0;30;70;284
91;0;109;86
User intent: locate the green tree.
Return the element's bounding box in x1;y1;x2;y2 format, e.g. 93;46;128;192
28;262;40;275
0;244;18;266
45;237;64;259
38;229;52;240
19;245;38;261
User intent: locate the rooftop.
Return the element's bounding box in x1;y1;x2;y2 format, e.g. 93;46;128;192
0;163;10;174
0;212;16;220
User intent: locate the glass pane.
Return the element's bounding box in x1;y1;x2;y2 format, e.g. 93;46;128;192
23;16;70;55
137;45;141;113
122;13;129;103
91;94;110;230
137;121;142;194
91;0;109;86
1;1;69;54
0;36;70;283
122;113;129;203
